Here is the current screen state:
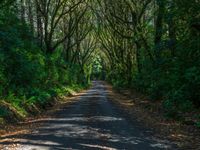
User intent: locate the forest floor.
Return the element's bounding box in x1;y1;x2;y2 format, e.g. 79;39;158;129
107;85;200;150
0;81;199;150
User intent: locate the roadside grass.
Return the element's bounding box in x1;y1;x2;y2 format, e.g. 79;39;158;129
0;84;87;125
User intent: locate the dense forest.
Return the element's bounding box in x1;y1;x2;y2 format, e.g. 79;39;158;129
0;0;200;124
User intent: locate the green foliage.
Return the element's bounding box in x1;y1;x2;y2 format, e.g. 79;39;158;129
0;0;199;123
84;64;92;85
196;121;200;128
164;87;193;117
0;106;8;117
0;8;89;121
106;64;129;88
104;0;200;119
91;55;105;80
196;115;200;128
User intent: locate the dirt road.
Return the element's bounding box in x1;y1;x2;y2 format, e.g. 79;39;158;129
1;81;177;150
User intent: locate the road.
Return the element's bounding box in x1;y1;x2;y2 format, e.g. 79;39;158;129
1;81;177;150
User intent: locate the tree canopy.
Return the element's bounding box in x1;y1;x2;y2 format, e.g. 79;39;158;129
0;0;200;122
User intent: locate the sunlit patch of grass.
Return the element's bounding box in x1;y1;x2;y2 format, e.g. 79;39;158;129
0;100;28;121
0;84;87;124
0;117;5;124
63;87;76;96
120;100;135;107
12;103;28;118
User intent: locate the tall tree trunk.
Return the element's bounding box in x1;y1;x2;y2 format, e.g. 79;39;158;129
27;0;34;34
168;1;176;57
135;41;142;74
36;2;43;48
154;0;165;62
20;0;25;22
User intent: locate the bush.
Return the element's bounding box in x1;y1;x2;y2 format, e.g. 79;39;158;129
0;8;89;120
163;87;193;118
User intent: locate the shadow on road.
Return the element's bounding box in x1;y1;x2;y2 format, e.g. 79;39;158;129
0;81;177;150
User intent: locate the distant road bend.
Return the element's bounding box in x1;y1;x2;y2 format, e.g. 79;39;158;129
1;81;177;150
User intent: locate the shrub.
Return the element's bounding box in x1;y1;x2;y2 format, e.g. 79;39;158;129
163;87;193;118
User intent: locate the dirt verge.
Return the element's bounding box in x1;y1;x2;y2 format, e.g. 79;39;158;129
104;83;200;150
0;90;86;150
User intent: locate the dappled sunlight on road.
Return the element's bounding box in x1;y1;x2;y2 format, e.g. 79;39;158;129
79;144;118;150
1;81;176;150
